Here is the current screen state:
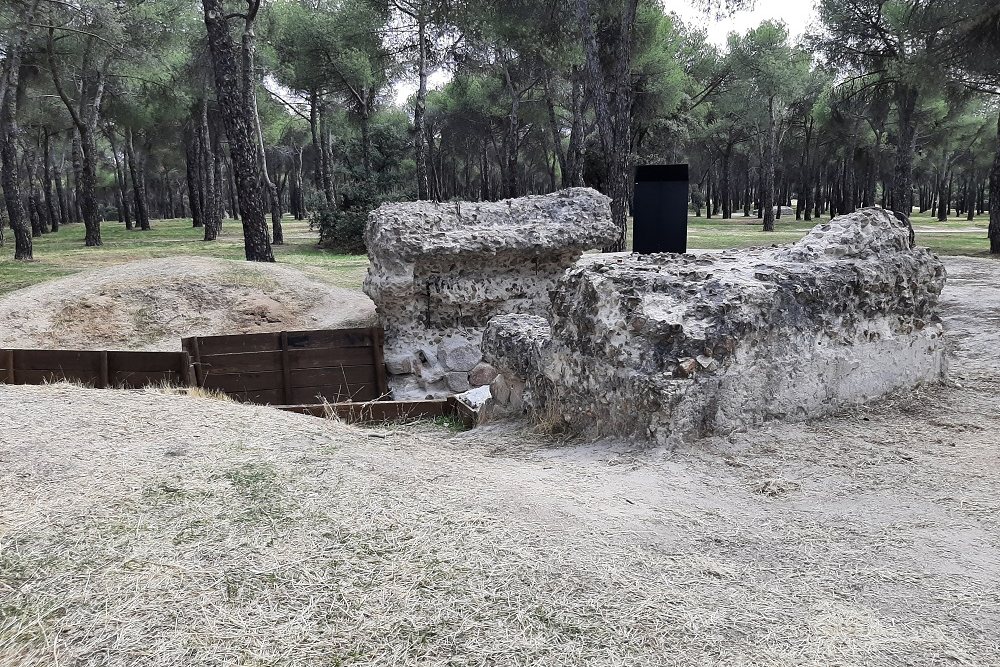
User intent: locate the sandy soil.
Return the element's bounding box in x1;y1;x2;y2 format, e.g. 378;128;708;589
0;257;998;665
0;256;376;351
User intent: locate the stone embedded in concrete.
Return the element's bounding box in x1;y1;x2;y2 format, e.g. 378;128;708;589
446;371;472;393
364;187;618;399
438;338;483;372
469;362;499;388
483;207;948;445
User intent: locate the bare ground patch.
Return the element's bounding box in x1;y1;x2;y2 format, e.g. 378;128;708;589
0;257;998;665
0;256;376;351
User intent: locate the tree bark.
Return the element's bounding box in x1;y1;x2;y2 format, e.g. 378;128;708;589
243;19;282;244
576;0;638;251
989;111;1000;254
892;84;918;216
185;130;204;228
201;0;273;261
414;15;430;200
1;9;34;260
42;129;58;232
761;96;776;232
126;128;151;230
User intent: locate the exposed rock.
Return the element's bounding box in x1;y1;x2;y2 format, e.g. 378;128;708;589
483;207;948;446
469;362;499;387
364;188;618;399
438;338;483;372
445;372;472;393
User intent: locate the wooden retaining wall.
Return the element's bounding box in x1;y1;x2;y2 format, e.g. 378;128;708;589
0;349;193;388
182;327;389;406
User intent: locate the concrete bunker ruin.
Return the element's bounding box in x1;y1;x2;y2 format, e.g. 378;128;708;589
365;189;946;443
363;188;619;399
483;207;948;445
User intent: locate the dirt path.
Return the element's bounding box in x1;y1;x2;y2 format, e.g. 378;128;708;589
0;257;998;666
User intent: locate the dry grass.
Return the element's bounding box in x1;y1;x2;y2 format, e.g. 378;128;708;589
1;373;999;666
1;256;999;665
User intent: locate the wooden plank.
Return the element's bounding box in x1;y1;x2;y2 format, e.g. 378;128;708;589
196;350;282;374
283;327;378;349
107;351;188;373
289;384;378;405
286;347;380;370
11;349;102;372
13;369;101;386
372;327;389;398
280;331;292;406
99;351;109;389
186;337;205;388
191;332;282;355
226;387;285;405
289;365;376;388
447;396;479;428
201;370;284;393
180;351;195;387
111;370;180;388
280;399;450;422
3;350;13;383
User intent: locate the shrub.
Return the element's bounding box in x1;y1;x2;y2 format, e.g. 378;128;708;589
312;182;383;255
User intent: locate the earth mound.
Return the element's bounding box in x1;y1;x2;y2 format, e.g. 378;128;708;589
0;256;375;351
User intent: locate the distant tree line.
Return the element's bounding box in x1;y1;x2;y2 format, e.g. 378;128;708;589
0;0;998;262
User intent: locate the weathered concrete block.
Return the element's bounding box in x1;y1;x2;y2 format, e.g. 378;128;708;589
483;207;947;445
364;188;618;399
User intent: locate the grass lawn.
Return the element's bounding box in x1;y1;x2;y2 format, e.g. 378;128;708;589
0;209;995;297
686;210;996;256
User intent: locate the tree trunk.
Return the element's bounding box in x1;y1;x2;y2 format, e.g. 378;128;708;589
185;131;204;228
565;66;585;188
414;16;430;200
198;98;221;239
42;129;58;232
576;0;638;252
762;96;776;232
126;128;151;230
545;80;569;190
106;128;133;230
989;111;1000;254
201;0;273;261
243;22;282;244
77;129;101;245
892;85;918;216
503;69;519;199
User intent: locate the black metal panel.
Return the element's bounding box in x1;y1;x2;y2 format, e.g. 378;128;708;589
633;164;689;254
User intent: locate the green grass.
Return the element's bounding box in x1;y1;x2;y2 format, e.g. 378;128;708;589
683;210;996;257
0;208;995;299
0;217;369;296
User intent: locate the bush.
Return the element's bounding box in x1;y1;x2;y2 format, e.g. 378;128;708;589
312;182;383;255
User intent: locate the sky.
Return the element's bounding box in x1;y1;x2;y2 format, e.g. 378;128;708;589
662;0;818;46
392;0;820;104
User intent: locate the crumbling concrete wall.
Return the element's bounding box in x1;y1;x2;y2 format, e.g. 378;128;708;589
364;188;618;399
483;207;948;445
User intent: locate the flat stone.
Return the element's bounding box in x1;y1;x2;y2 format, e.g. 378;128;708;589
446;371;471;393
438;339;483;372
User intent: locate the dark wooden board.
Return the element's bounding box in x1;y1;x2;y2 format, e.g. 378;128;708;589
107;351;189;373
189;327;379;356
281;399;452;422
9;349;103;372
